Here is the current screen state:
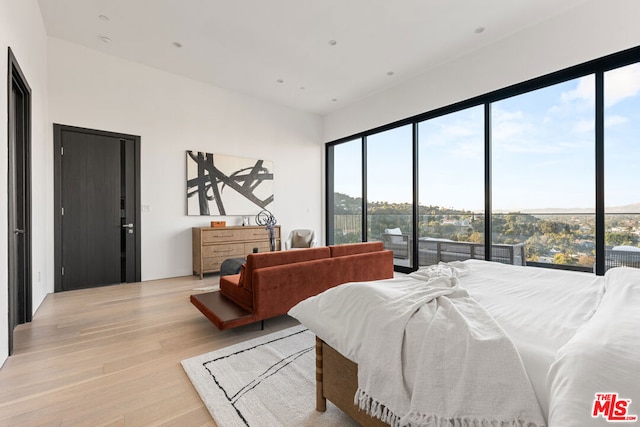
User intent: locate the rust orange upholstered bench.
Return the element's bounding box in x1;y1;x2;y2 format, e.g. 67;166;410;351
190;242;394;330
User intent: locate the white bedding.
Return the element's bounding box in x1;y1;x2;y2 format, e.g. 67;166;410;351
352;262;545;427
547;267;640;426
458;260;605;416
288;260;639;425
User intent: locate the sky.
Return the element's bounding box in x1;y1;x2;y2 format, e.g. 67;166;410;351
333;62;640;212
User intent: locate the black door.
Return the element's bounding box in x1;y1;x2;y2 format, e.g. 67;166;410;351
7;48;32;355
54;125;141;292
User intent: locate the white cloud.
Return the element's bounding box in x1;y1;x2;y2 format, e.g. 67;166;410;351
605;114;629;128
492;120;528;141
561;75;595;105
558;64;640;110
440;124;476;137
605;63;640;107
493;110;524;122
498;141;562;154
447;141;483;158
558;138;593;150
573;119;594;133
491;108;530;143
491;110;558;153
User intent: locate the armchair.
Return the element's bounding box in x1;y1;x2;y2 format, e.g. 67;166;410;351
284;229;318;250
382;227;411;260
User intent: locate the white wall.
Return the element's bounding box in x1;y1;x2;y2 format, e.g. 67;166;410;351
48;38;324;281
0;0;50;365
323;0;640;141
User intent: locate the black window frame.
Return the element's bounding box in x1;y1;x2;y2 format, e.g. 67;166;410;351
325;45;640;275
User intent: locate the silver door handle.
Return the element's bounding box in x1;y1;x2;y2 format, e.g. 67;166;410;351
14;229;24;234
122;223;134;229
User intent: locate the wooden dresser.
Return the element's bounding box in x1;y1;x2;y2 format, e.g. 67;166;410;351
192;225;281;279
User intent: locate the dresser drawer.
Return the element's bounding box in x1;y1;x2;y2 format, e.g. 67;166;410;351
202;243;244;258
236;228;268;241
201;226;281;242
202;256;245;272
244;241;272;254
202;229;243;243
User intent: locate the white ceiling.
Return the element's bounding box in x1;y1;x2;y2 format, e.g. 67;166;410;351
37;0;589;115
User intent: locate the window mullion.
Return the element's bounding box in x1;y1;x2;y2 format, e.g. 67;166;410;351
595;72;605;275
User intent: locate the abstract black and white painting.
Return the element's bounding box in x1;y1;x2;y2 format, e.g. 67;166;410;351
186;151;274;216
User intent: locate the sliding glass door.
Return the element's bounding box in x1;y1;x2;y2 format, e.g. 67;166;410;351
418;106;484;266
491;78;595;269
366;125;414;268
604;62;640;271
329;139;363;244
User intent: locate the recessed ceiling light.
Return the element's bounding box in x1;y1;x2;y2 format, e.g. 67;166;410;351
99;35;112;44
172;41;183;48
475;27;486;34
98;14;110;22
276;79;284;83
328;40;337;46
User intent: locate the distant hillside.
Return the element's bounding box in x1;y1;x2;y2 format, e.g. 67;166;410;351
603;202;640;213
515;202;640;214
334;192;640;214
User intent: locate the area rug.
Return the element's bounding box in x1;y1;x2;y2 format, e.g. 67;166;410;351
181;325;358;427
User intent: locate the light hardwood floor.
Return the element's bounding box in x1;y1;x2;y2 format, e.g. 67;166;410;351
0;275;299;426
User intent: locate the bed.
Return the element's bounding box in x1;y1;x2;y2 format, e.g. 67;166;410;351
288;259;640;427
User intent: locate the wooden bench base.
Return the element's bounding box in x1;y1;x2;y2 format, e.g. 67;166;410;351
190;291;258;330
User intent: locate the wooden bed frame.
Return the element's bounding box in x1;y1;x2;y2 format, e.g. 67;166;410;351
315;336;388;427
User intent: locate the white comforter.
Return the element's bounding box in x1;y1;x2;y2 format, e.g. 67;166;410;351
290;262;546;427
546;267;640;426
289;259;640;427
458;260;605;417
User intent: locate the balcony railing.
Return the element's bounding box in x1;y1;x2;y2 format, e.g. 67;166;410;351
605;246;640;270
359;212;640;271
382;233;525;267
419;239;526;266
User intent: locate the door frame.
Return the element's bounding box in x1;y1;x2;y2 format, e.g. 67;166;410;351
7;47;32;355
53;124;141;292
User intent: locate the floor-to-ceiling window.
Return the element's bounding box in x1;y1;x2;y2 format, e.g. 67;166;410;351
418;106;484;266
604;62;640;271
491;78;595;269
326;46;640;275
328;139;363;244
366;125;414;268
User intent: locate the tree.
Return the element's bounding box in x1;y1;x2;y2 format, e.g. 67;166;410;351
578;255;595;267
468;232;483;243
605;232;635;247
554;253;576;265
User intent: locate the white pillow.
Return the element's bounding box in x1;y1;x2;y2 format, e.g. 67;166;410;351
547;267;640;426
